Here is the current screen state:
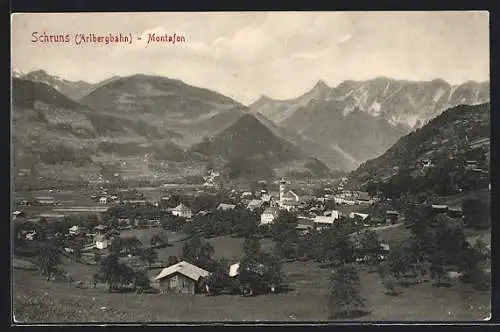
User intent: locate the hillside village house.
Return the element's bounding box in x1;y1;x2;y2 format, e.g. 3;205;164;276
34;196;56;206
386;210;400;224
94;224;108;235
69;225;80;236
12;210;25;220
354;191;372;204
430;204;449;215
94;234;109;250
296;218;315;235
217;203;236;211
153;261;210;295
447;206;463;218
313;210;340;229
247;199;264;211
171;203;193;219
260;207;279;225
260;194;272;202
469;137;489;150
349;212;370;221
99;197;108;204
334;196;356;205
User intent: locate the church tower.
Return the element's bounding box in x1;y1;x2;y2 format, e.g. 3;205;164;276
279;178;287;203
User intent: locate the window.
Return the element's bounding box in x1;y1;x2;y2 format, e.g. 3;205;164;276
170;275;178;287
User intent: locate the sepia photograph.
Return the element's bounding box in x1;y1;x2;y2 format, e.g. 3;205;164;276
11;11;491;323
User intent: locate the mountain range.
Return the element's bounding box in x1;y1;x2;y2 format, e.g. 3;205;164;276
11;73;334;187
11;68;490;187
16;69;121;101
250;77;489;162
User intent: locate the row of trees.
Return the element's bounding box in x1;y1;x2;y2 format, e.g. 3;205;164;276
204;235;284;297
379;206;491;294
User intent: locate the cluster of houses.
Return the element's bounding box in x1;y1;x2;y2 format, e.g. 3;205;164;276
257;179;379;233
150;259;277;296
65;224;111;251
14;178;385;245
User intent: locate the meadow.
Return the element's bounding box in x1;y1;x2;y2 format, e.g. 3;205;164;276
13;226;490;323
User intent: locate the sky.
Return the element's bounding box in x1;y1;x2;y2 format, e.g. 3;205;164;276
11;11;489;105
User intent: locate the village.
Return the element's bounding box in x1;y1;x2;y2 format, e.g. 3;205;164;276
13;167;482;293
12;125;492;321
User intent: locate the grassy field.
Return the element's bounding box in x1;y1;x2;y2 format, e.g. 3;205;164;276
436;188;490;207
13;260;490;323
13;227;490;323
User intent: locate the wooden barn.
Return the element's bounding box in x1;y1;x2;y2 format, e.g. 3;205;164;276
153;261;210;295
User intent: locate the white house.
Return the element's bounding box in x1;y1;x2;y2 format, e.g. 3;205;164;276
26;231;37;241
13;210;24;220
171;203;193;219
349;212;369;220
247;199;264;211
99;197;108;204
69;225;80;236
94;234;109;250
217;203;236;211
229;262;240;277
261;194;271;202
313;210;340;228
241;192;253;199
260;207;279;225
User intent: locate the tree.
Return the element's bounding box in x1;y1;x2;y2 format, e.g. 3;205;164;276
319;228;355;265
383;277;399;296
366;181;379;197
36;245;61;281
429;250;448;286
181;235;215;270
35;217;48;242
167;255;179;266
386;242;413;280
99;253;121;292
458;241;490;290
462;199;490;229
270;211;299;243
243;237;261;261
133;269;152;293
121;236;143;255
359;230;381;272
206;258;230;295
72;236;85;261
328;264;366;319
140;247;158;267
109;237;124;254
261;253;283;291
91;273;99;288
150;231;169;248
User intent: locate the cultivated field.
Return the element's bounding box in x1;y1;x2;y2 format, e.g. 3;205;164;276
13;228;490;323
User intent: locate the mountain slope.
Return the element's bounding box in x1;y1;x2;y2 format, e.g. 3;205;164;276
81;74;243;119
252;112;357;171
189;113;331;179
283;98;409;162
11;78;191;187
349;103;490;188
19;70;121;101
79;74;247;147
249;80;331;124
252;77;489;165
